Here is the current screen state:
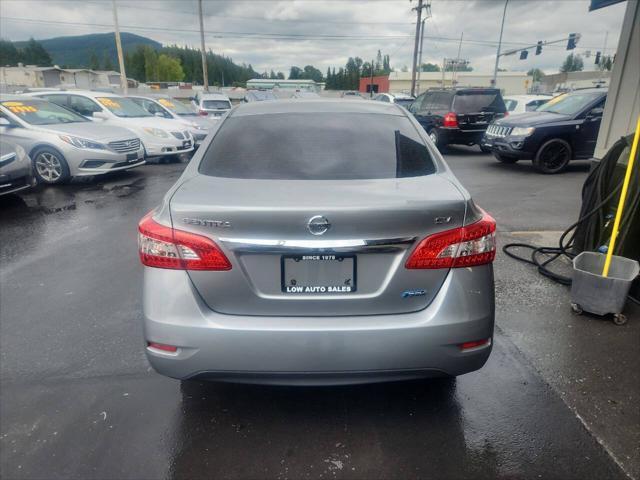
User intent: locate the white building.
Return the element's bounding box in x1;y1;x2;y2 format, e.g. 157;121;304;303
388;71;533;95
0;64;135;90
246;79;319;92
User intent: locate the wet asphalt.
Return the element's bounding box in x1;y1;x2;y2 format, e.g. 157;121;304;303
0;151;634;479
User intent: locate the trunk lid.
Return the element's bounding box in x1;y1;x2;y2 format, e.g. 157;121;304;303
170;174;467;316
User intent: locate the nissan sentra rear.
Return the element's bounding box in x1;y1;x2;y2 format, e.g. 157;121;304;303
139;100;495;385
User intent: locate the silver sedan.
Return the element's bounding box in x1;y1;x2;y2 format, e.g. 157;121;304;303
139;100;496;385
0;95;144;184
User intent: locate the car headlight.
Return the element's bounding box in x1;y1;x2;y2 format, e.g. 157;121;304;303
143;127;169;138
510;127;535;137
59;135;106;150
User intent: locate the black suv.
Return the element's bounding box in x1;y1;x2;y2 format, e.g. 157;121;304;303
409;88;507;151
481;88;607;174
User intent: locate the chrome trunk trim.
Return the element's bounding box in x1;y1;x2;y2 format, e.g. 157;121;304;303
218;236;416;253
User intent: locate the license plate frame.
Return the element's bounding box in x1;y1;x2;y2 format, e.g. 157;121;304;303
281;254;357;294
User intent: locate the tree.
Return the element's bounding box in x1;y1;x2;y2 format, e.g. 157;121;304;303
560;53;584;73
603;56;613;71
276;71;285;79
20;38;52;66
302;65;323;82
420;62;440;72
102;53;114;71
89;50;100;70
157;54;184;81
527;68;545;82
289;66;303;79
0;40;21;66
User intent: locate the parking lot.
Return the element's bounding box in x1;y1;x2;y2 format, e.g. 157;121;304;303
1;147;637;480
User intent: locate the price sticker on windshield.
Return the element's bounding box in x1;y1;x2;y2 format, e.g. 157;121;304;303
97;97;121;109
158;98;176;108
2;101;37;114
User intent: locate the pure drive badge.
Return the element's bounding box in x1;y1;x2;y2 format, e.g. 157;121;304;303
402;289;427;298
182;218;232;228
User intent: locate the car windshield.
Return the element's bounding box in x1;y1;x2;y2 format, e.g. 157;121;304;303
453;91;505;113
537;92;603;115
202;100;231;110
394;98;415;108
95;97;153;118
155;97;194;115
199;113;436;180
1;99;89;125
504;99;518;111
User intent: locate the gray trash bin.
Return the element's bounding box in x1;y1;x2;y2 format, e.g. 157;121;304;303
571;251;639;325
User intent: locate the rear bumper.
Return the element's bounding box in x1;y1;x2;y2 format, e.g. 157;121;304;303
142;266;495;385
439;127;486;145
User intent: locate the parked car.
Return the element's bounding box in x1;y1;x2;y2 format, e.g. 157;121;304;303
503;95;553;114
0;95;145;184
409;88;507;151
481;88;607;174
128;94;213;146
373;93;415;109
191;92;232;117
27;91;194;159
0;140;36;195
138;99;496;385
243;90;277;102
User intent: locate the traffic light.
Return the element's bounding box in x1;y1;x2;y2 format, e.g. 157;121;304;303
595;51;601;65
536;41;543;55
567;33;578;50
520;50;529;60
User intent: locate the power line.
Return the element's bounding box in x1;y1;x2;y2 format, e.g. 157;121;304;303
0;16;618;51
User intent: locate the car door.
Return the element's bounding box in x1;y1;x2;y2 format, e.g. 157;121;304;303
67;95;104;120
573;98;605;158
411;92;434;131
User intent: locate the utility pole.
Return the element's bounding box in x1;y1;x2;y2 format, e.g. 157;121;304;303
492;0;509;87
416;19;426;95
452;31;464;86
369;59;374;98
410;0;426;97
112;0;127;94
198;0;209;92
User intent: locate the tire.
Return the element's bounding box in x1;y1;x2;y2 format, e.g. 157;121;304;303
31;147;70;184
533;139;572;174
494;153;518;164
428;129;447;151
480;145;492;153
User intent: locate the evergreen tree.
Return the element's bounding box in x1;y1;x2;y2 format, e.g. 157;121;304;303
89;50;100;70
0;40;21;66
102;52;114;71
20;38;52;66
560;53;584;72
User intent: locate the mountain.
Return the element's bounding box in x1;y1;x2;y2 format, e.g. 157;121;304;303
14;32;162;68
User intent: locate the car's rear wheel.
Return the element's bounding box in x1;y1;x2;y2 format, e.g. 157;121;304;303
533;139;571;174
494;153;518;164
32;147;70;184
428;129;447;151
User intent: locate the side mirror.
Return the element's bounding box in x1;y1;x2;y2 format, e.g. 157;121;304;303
587;107;604;119
0;117;16;127
92;111;109;120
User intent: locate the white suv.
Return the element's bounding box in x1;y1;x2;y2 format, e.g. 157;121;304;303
191;92;232;119
27;91;194;158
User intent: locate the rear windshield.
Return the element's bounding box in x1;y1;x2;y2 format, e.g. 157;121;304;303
199;113;436;180
202;100;231;110
453;91;505;113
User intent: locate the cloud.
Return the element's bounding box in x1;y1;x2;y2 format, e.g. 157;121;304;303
0;0;627;74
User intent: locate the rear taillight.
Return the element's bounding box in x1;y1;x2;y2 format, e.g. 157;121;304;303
198;109;208;116
138;212;231;270
405;211;496;269
443;112;458;128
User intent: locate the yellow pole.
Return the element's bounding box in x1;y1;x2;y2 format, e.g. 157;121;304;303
602;115;640;277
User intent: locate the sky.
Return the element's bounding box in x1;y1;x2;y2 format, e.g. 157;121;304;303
0;0;628;75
